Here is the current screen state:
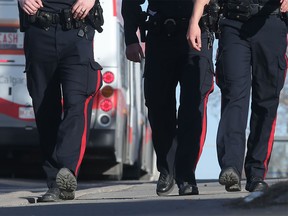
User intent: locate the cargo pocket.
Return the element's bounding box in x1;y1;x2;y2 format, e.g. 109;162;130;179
87;60;103;96
276;55;287;95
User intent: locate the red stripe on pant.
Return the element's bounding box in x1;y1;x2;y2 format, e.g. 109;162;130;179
75;70;102;176
194;80;214;170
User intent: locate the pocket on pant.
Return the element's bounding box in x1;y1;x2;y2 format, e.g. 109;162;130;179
86;60;103;96
276;55;287;94
215;49;225;89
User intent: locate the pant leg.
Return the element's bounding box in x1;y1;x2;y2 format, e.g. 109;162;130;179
144;29;178;174
245;15;287;179
24;24;102;188
175;31;214;183
24;25;62;187
216;19;252;176
54;24;102;178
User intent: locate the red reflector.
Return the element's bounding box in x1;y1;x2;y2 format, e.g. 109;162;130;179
103;71;114;84
100;99;113;112
0;59;14;63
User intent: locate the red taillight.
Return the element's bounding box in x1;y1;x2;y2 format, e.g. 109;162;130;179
102;71;114;84
0;59;14;63
101;85;114;98
100;99;113;112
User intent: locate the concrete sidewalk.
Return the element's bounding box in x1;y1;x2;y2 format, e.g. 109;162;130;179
0;178;287;215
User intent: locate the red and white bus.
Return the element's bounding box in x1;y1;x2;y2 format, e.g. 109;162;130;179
0;0;155;180
0;0;38;148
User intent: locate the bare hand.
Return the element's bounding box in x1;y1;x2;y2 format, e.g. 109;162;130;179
187;22;202;51
18;0;43;15
125;43;145;62
72;0;95;20
280;0;288;12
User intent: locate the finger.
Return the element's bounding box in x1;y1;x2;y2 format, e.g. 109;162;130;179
74;7;86;19
22;8;30;15
25;6;37;15
197;36;202;49
80;9;88;19
73;10;81;19
71;2;81;14
192;38;201;51
192;41;200;51
30;1;41;10
25;1;40;14
35;0;43;7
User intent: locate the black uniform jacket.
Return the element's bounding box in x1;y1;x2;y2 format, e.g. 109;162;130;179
121;0;193;46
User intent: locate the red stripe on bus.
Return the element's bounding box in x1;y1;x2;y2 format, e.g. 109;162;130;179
128;126;133;144
0;21;19;27
0;50;24;55
113;0;117;16
0;98;34;122
145;125;152;145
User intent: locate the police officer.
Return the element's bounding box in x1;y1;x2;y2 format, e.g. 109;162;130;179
18;0;102;202
122;0;214;196
188;0;287;192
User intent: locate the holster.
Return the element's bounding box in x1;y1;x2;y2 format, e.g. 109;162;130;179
86;0;104;33
199;0;221;33
18;3;30;32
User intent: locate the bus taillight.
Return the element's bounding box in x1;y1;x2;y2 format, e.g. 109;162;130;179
100;99;113;112
101;85;114;98
102;71;114;84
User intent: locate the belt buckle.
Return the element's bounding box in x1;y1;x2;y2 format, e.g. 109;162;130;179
163;18;177;37
164;18;176;26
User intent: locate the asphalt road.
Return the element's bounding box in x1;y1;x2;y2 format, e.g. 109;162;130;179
0;178;287;216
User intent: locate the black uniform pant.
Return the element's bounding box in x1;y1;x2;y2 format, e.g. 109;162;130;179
144;24;214;183
216;15;287;180
24;24;102;188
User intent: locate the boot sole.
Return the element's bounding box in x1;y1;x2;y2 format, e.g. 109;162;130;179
219;167;240;191
225;183;241;192
56;168;77;193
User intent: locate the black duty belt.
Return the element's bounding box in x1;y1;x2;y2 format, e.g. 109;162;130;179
250;4;280;16
148;17;189;27
27;10;85;31
223;3;282;22
150;17;189;36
